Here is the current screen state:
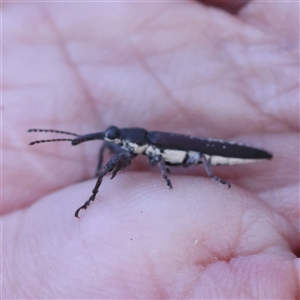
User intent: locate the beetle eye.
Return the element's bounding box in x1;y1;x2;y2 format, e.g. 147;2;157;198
106;126;120;140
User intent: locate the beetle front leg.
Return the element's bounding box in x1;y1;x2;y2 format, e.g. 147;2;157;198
199;153;231;188
149;155;173;189
75;153;132;218
95;142;123;176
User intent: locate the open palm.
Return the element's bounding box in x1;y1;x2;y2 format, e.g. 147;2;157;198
3;2;299;298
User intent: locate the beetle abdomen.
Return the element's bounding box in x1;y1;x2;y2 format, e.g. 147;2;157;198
147;131;272;160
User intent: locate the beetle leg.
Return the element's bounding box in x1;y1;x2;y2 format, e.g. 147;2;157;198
95;142;123;176
149;155;173;189
75;153;132;218
199;153;231;188
183;152;201;167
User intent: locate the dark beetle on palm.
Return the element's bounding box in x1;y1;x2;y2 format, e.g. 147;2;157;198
28;126;273;217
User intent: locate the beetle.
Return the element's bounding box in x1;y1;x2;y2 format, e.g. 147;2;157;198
28;126;273;217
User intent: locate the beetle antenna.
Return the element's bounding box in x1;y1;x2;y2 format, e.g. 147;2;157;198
28;129;80;146
28;128;80;136
29;138;75;145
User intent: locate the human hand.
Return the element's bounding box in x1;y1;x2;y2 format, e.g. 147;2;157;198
3;2;299;298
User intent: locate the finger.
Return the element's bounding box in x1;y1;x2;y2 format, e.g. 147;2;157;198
3;173;298;298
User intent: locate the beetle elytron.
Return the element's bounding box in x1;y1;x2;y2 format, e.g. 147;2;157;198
28;126;273;217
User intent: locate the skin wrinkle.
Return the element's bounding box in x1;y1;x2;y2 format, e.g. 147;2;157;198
39;6;98;120
132;45;187;119
275;82;299;101
130;41;221;131
34;7;101;178
132;2;171;35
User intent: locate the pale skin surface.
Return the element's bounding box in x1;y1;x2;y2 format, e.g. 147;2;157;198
2;1;299;298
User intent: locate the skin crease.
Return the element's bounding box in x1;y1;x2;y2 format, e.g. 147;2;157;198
2;1;299;299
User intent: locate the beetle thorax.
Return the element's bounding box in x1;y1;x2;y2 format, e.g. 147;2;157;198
123;141;148;154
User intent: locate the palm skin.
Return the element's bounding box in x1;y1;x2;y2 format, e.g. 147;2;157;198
3;2;299;298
